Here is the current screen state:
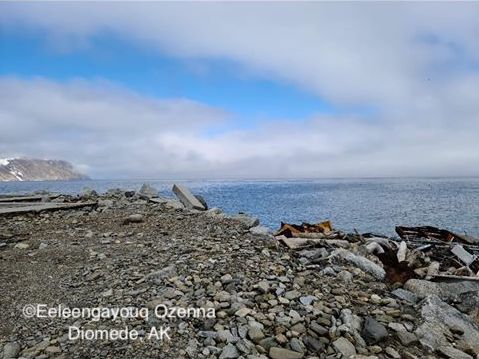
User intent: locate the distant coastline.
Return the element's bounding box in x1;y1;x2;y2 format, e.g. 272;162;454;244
0;158;88;182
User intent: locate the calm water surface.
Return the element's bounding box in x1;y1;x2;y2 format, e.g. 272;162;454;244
1;178;478;237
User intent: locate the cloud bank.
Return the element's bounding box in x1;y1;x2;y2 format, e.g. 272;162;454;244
1;2;478;178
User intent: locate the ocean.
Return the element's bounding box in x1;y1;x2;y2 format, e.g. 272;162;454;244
1;177;478;237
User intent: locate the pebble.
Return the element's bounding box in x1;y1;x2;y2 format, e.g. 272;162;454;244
219;343;239;359
3;342;20;358
332;337;356;357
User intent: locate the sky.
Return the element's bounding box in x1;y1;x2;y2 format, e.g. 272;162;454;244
0;2;479;179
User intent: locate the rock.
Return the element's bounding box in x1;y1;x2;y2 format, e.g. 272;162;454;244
337;270;353;283
80;187;98;199
172;184;206;211
456;291;479;319
333;249;385;280
362;317;388;345
247;327;265;342
289;338;304;353
302;336;324;352
205;207;225;218
391;288;417;304
256;281;270;294
3;341;20;358
309;321;328;336
415;295;479;352
14;242;29;249
219;343;239;359
123;214;144;224
437;346;473;359
299;295;316;306
384;346;400;359
404;279;479;302
38;242;48;250
194;194;208;210
138;183;158;199
332;337;356;357
269;347;304;359
231;213;260;229
395;329;417;346
221;273;233;284
284;290;301;300
249;225;271;236
320;267;335;276
235;307;252;318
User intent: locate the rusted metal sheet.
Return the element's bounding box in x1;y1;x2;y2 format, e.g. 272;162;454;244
275;220;333;238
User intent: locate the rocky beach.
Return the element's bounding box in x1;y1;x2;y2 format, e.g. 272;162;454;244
1;185;478;359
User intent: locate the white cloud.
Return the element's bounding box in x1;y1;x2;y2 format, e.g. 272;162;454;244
1;3;479;178
1;77;478;179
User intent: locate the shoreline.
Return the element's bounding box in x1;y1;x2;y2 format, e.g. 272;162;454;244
1;185;478;358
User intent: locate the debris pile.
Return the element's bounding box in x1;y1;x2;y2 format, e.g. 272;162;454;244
274;220;479;358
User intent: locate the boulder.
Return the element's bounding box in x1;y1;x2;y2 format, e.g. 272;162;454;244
415;295;479;353
333;249;385;280
138;183;159;199
172;184;206;211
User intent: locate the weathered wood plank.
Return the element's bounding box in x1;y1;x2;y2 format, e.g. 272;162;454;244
0;201;97;215
0;194;60;203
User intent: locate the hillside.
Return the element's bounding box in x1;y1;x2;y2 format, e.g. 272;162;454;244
0;158;88;181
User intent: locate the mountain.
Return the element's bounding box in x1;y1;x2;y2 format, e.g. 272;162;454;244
0;158;88;181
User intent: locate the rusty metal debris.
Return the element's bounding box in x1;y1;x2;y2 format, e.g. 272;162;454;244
275;220;334;238
276;221;479;284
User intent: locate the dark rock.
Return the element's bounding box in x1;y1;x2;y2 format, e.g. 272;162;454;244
362;316;388;345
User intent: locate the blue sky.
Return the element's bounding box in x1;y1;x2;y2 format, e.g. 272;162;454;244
1;2;479;179
1;27;341;126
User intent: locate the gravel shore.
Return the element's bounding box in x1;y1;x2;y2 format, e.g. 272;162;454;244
1;188;477;359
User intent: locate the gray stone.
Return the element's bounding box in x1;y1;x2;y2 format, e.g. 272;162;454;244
14;242;29;249
249;225;271;236
284;290;301;300
437;346;473;359
362;317;388;345
415;295;479;352
302;336;324;352
391;288;417;304
3;342;20;359
231;213;260;229
219;343;239;359
299;295;317;306
395;329;417;346
404;279;479;302
332;337;356;357
333;249;385;280
309;321;328;336
297;248;328;260
289;338;304;353
269;347;304;359
247;327;264;342
138;183;158;199
384;346;400;359
172;184;206;211
337;270;353;283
